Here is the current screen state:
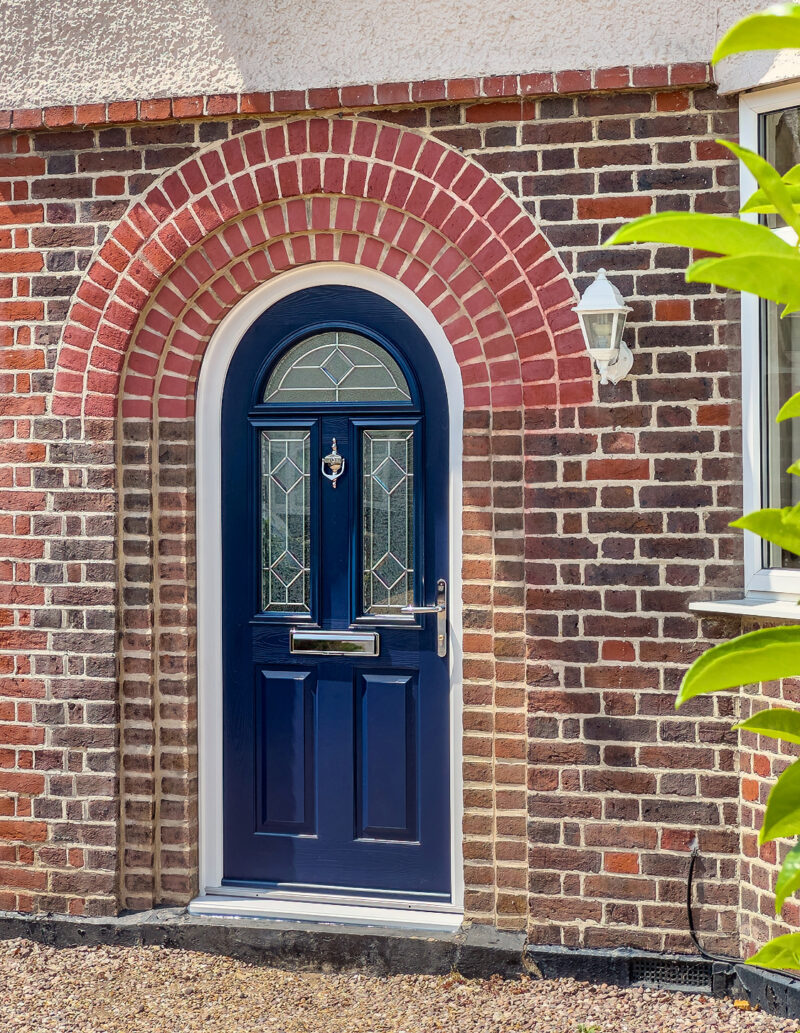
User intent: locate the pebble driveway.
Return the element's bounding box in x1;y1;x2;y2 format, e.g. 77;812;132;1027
0;938;798;1033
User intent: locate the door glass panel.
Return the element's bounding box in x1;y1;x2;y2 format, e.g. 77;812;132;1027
261;429;311;613
265;332;411;403
362;428;414;615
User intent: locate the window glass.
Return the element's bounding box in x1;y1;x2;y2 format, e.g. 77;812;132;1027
764;106;800;229
265;332;411;404
761;107;800;569
762;305;800;568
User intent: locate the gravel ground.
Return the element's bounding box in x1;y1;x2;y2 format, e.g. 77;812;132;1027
0;938;798;1033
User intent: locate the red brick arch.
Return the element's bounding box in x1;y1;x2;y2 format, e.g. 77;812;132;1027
52;115;593;927
54;116;591;420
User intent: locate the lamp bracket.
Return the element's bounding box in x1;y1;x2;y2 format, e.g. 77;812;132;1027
596;340;633;385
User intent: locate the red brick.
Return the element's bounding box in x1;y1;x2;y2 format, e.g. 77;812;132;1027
75;103;107;126
657;90;690;112
520;73;555;96
239;93;272;115
670;62;711;86
272;91;306;113
140;98;171;121
466;101;524;124
107;100;138;123
556;69;592;93
595;66;630;90
655;298;691;321
206;94;238;115
172;96;204;118
341;84;374;107
577;195;652;220
632;65;670;87
43;105;75;127
411;79;447;102
11;109;43;130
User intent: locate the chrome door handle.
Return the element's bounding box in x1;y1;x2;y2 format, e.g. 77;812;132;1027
401;579;447;658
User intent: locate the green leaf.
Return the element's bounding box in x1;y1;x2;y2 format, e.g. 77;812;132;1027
746;930;800;971
741;182;800;214
778;391;800;422
713;4;800;64
606;212;795;256
775;841;800;913
761;759;800;843
686;254;800;314
734;707;800;745
720;140;800;237
732;504;800;558
787;459;800;477
676;626;800;708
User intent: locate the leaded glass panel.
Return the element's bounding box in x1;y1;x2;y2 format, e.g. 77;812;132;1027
261;429;310;612
265;332;411;403
362;429;414;615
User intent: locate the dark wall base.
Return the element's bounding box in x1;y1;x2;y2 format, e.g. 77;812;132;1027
0;909;526;979
0;910;797;1020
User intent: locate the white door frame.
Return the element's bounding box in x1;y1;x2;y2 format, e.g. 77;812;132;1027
190;264;465;929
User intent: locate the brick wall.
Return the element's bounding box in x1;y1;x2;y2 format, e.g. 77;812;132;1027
0;72;787;958
736;653;800;956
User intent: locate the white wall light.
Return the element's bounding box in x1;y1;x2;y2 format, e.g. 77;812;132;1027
573;268;633;385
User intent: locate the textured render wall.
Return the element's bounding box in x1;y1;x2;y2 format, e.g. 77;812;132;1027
0;0;758;110
716;51;800;96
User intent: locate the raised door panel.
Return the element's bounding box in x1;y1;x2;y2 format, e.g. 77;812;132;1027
256;668;316;835
355;671;418;842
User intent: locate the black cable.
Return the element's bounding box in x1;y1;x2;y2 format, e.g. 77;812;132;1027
686;844;800;983
687;846;740;965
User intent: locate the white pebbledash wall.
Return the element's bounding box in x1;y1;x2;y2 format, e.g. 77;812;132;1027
0;0;777;109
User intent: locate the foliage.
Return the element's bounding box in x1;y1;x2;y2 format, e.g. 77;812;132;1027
609;3;800;970
711;4;800;64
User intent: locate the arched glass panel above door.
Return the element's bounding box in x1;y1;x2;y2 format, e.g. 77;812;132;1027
264;331;411;403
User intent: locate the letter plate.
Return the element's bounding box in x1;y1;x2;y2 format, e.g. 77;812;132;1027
290;630;380;656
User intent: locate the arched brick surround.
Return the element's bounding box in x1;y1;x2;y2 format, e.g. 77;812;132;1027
53;116;591;927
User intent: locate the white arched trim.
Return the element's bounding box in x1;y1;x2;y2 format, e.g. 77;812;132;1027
190;264;465;930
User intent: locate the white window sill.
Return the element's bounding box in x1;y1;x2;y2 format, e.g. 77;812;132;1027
689;597;800;621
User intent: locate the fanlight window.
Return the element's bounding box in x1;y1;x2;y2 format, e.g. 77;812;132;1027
264;331;411;404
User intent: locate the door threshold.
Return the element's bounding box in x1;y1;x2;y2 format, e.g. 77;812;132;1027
188;893;464;932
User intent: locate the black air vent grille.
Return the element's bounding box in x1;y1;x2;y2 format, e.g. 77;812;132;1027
630;956;713;991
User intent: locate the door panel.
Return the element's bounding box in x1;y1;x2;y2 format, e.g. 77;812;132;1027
356;671;417;841
221;286;451;901
256;668;316;834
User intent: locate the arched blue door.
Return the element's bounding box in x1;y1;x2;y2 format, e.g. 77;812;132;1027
221;286;451;901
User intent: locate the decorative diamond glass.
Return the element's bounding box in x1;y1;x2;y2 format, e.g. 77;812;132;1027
265;332;411;404
362;428;414;615
261;429;311;612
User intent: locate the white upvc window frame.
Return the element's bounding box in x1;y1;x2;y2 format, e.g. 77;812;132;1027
739;83;800;601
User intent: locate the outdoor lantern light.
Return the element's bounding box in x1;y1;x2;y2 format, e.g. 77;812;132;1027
573;268;633;385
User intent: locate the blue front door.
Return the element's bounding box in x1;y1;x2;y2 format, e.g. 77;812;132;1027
221;286;451;902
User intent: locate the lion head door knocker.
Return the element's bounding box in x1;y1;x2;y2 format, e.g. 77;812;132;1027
321;438;345;488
